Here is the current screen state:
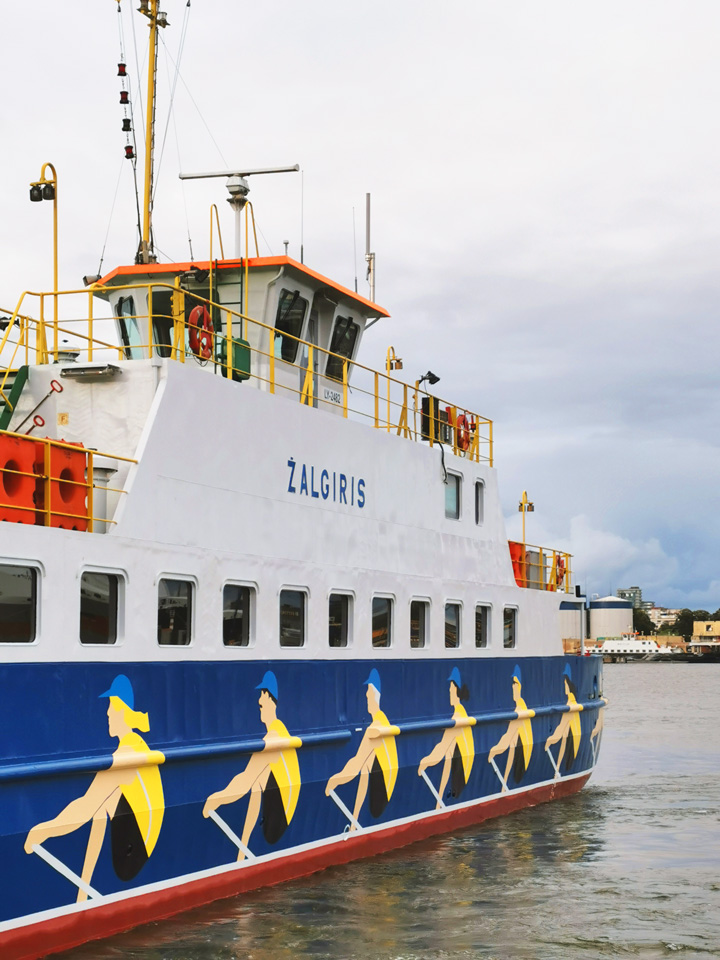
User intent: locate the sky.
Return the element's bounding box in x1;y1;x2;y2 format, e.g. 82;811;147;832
1;0;719;608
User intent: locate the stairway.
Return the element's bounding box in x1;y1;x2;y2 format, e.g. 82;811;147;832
0;366;29;431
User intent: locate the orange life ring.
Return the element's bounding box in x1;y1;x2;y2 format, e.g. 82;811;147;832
188;304;213;360
555;554;566;588
456;413;471;451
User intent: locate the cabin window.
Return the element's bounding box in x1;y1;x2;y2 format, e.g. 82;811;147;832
325;316;360;381
117;296;143;359
329;593;352;648
0;564;37;643
445;474;460;519
274;290;308;363
223;584;254;647
158;578;193;645
80;572;119;644
410;599;429;649
445;602;461;648
372;596;393;648
279;589;306;647
475;604;490;648
150;289;174;358
503;607;517;649
475;481;484;525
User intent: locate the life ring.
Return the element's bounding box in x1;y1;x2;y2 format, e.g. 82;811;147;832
456;414;471;452
555;554;566;588
188;304;213;360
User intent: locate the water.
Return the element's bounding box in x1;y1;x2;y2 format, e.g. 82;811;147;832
61;664;720;960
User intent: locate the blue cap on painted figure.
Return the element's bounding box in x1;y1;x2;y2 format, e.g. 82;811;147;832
256;670;279;701
512;665;522;686
363;668;381;695
99;674;135;709
448;666;462;689
563;663;572;681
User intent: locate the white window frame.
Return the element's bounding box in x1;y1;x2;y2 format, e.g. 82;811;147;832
0;558;43;646
371;593;395;649
474;479;485;525
503;605;518;650
222;580;258;650
444;600;463;649
445;472;462;520
328;589;355;649
409;596;431;650
475;602;491;649
156;574;197;648
279;585;309;648
78;565;127;647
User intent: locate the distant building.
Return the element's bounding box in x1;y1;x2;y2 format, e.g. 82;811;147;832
693;621;720;638
649;607;681;629
617;586;642;608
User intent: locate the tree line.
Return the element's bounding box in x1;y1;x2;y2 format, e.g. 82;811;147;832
632;607;720;640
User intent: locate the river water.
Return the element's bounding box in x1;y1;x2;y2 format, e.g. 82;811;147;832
62;664;720;960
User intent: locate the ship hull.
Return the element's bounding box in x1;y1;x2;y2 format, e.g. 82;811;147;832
0;655;604;959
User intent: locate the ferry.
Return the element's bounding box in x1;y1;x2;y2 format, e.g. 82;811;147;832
0;3;606;957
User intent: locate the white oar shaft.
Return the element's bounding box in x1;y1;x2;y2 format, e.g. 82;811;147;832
545;744;561;777
31;844;101;900
329;789;362;832
208;810;255;860
420;770;445;808
490;757;505;789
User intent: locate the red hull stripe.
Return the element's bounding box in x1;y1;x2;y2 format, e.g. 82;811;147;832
2;775;588;960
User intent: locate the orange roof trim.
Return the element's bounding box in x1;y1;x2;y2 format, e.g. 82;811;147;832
98;255;390;318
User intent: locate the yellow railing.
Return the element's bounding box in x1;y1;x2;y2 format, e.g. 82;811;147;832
0;284;494;465
508;541;573;593
0;430;135;532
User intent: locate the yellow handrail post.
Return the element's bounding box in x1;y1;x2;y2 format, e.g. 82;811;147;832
342;360;348;418
300;346;314;405
374;373;379;427
43;441;51;527
269;339;275;394
88;290;94;361
451;406;458;455
225;309;232;379
147;286;153;357
87;451;94;534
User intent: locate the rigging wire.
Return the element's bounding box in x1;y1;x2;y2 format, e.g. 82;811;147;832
117;2;143;252
154;4;191;199
160;46;228;168
96;157;128;277
128;0;146;144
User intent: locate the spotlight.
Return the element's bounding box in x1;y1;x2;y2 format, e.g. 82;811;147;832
42;183;55;201
29;185;43;202
82;275;101;287
418;370;440;387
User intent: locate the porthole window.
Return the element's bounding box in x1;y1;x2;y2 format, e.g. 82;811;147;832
445;474;461;519
280;589;306;647
223;584;255;647
503;607;517;649
329;593;352;648
0;564;37;643
475;604;490;648
158;578;193;645
445;602;461;648
372;596;393;648
80;572;119;644
410;599;429;649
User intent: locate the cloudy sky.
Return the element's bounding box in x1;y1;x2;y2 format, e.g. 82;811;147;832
2;0;719;608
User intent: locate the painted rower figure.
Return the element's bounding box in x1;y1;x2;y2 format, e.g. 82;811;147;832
24;675;165;901
487;665;534;793
545;663;583;777
326;669;399;830
203;671;301;859
418;667;476;808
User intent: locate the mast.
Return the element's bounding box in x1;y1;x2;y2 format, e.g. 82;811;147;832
137;0;168;264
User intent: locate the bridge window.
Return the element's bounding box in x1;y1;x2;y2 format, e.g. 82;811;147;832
410;599;429;648
326;316;360;381
445;474;461;519
445;602;461;648
329;593;352;648
80;572;119;644
274;290;308;363
280;589;306;647
223;584;254;647
475;481;484;525
503;607;517;649
372;596;393;648
117;296;143;359
0;564;37;643
158;578;193;645
475;604;490;648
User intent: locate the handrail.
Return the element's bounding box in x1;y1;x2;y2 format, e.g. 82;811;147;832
0;283;494;464
508;540;573;593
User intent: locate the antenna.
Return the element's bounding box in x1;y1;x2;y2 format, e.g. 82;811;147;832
365;192;375;302
179;165;300;258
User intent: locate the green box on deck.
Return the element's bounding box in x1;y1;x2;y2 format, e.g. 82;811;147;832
220;337;251;382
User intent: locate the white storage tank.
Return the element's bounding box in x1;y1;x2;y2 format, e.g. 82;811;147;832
589;595;633;640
